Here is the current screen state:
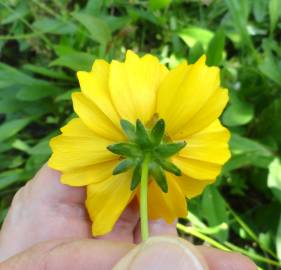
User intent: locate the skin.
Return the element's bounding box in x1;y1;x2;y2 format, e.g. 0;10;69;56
0;165;257;269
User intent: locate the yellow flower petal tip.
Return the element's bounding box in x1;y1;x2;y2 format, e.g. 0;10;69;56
48;50;231;237
197;54;207;63
126;49;140;59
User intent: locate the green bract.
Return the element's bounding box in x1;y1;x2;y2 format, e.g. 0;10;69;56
107;119;187;193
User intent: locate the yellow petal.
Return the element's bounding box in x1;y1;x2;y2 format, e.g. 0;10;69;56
61;160;119;186
72;92;124;141
110;50;168;123
156;61;189;118
178;120;231;165
173;88;229;139
147;176;187;223
157;55;220;135
77;60;121;128
48;119;116;171
169;173;213;199
109;60;136;122
86;172;134;236
172;156;222;180
60;118;98;137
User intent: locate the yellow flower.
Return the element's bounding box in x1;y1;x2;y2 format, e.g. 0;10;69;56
48;50;231;237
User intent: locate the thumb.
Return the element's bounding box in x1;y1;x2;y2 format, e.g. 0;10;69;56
113;236;209;270
0;239;134;270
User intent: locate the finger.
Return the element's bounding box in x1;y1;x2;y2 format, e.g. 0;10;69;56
113;236;209;270
97;199;139;243
0;165;91;261
134;219;177;243
150;219;177;236
30;164;86;205
0;239;134;270
198;246;257;270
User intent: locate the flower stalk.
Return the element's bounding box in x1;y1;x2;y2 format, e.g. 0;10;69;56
140;155;150;241
107;118;187;241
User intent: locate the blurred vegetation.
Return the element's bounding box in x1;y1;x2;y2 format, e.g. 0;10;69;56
0;0;281;268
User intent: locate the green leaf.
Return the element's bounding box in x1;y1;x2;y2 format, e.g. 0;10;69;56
224;0;253;49
29;139;51;155
128;8;160;25
1;3;28;25
178;26;214;49
269;0;281;33
12;139;31;153
135;119;151;148
267;158;281;203
0;169;23;190
0;119;31;142
223;153;273;173
113;159;135;175
0;142;12;153
0;208;8;224
16;84;60;101
230;134;273;157
155;141;186;158
157;158;181;176
72;12;111;45
33;18;76;35
0;63;34;88
107;143;141;158
201;186;229;242
0;98;23;114
55;89;77;102
253;0;268;22
257;98;281;144
85;0;103;15
258;53;281;87
150;163;168;193
276;213;281;261
149;0;172;10
188;42;205;64
222;92;254;126
225;134;274;171
131;162;142;190
206;29;225;66
105;16;131;32
120;120;136;141
23;64;73;81
50;51;94;71
150;119;165;145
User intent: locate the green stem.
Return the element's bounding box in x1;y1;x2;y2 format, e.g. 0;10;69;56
140;155;150;241
177;223;281;270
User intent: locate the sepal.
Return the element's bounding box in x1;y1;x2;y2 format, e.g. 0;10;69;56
156;157;181;176
107;143;141;158
155;141;186;158
120;120;136;141
130;162;142;190
113;159;135;175
150;119;165;146
150;162;168;193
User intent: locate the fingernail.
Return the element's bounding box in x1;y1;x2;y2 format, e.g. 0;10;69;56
113;236;209;270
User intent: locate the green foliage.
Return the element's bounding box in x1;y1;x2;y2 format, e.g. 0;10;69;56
268;158;281;203
0;0;281;268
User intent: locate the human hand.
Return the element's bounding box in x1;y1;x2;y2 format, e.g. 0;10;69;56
0;165;257;269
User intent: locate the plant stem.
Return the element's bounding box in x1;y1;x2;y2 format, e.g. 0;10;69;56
140;155;150;241
177;223;280;270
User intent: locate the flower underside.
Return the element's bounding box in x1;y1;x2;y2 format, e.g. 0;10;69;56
107;118;186;193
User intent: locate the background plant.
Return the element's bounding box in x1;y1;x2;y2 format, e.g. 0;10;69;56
0;0;281;269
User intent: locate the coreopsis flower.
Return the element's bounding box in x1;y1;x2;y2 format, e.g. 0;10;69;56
48;50;230;237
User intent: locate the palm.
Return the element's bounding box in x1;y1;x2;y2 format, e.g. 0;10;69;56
0;166;140;260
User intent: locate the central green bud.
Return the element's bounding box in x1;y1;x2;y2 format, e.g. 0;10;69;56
107;119;186;193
